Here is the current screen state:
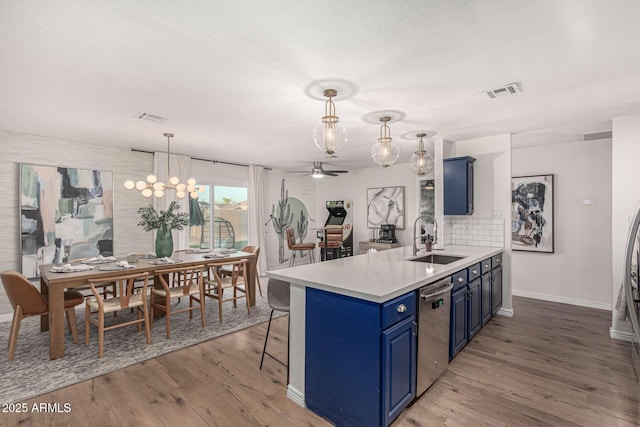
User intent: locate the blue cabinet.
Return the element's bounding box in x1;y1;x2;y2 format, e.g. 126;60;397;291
468;278;482;339
382;316;417;426
443;156;475;215
450;285;468;357
306;288;417;427
492;265;503;315
449;252;503;360
481;273;492;325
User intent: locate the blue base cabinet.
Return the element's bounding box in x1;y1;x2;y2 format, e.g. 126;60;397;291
450;252;504;360
306;288;417;427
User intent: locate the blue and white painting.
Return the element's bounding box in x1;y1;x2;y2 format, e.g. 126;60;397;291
20;164;114;278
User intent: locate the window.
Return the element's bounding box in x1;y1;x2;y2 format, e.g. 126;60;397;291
190;184;248;251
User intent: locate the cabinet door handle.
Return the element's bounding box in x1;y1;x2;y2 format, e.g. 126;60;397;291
412;320;418;336
457;277;464;283
397;304;407;313
472;269;477;275
484;264;489;269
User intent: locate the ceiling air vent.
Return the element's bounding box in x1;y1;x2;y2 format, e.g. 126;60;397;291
483;82;522;99
134;112;168;123
582;131;612;141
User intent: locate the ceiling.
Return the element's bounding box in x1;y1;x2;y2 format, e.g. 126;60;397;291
1;1;639;171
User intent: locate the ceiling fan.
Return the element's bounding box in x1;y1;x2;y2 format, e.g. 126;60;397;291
287;162;349;178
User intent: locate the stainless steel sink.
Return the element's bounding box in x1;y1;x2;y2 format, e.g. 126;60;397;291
409;254;465;264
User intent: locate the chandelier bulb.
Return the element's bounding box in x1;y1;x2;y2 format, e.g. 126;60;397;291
147;174;157;184
124;180;135;190
141;188;153;198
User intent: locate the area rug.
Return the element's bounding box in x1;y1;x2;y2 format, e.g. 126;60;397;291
0;281;278;404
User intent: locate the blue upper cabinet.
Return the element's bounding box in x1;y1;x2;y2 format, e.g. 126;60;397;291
443;156;476;215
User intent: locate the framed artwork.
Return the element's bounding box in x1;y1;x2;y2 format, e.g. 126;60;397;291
20;164;114;278
511;174;554;253
367;186;405;229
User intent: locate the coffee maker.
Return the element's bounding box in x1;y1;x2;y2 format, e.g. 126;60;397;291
377;224;397;243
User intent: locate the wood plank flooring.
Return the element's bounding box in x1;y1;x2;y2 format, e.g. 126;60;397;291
2;297;639;426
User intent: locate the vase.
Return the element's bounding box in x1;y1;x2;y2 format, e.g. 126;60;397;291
155;228;174;258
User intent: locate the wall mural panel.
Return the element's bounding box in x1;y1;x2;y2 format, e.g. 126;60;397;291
511;174;554;253
367;186;405;229
268;178;312;264
20;164;114;278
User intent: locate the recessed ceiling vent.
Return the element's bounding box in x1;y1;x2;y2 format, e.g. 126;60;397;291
134;112;168;123
582;131;612;141
483;82;522;99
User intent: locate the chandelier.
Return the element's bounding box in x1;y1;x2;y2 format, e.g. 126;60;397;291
124;132;202;199
313;89;348;156
371;116;400;167
409;133;434;176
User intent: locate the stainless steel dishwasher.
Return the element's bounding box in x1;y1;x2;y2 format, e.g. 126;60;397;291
417;277;453;396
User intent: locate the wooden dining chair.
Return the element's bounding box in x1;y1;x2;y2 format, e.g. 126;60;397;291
150;264;206;338
219;246;263;297
85;272;151;358
204;259;250;323
286;228;315;267
1;270;84;361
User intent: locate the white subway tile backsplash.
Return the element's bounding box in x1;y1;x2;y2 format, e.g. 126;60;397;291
444;216;504;248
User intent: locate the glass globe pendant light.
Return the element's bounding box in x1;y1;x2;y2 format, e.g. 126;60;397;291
124;132;203;199
371;116;400;168
313;89;348;156
409;133;434;176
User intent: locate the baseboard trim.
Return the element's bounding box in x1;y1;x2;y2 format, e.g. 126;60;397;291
287;384;305;407
512;290;611;311
609;327;638;342
497;308;514;317
0;313;13;323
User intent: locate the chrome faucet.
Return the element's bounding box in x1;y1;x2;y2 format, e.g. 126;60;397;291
413;216;438;256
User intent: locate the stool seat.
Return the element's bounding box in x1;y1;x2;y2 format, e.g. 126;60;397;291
286;228;316;267
290;243;315;250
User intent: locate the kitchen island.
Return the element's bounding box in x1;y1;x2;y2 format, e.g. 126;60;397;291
267;244;503;427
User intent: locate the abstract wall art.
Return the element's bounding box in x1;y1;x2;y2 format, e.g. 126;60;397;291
511;174;554;253
367;186;405;229
20;164;114;278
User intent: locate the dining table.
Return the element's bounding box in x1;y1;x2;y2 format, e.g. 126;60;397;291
39;250;258;359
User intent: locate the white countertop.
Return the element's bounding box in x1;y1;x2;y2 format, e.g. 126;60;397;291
266;245;502;303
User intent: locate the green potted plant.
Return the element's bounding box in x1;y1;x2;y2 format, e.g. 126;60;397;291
137;201;190;257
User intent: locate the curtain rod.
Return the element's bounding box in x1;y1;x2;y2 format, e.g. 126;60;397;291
130;148;272;170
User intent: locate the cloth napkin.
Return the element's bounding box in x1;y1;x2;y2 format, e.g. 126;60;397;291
203;253;230;259
154;257;179;264
50;264;95;273
212;248;237;255
85;255;117;263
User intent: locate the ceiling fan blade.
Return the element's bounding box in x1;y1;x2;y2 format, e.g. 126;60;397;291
286;170;310;173
323;172;338;177
326;170;349;174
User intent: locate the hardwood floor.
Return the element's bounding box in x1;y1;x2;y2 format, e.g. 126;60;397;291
3;297;639;426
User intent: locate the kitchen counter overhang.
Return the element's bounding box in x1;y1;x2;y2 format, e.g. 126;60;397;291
267;244;503;303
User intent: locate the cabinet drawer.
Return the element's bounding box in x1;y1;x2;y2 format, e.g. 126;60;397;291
492;254;502;268
382;292;416;330
480;258;492;274
452;269;468;288
468;263;481;281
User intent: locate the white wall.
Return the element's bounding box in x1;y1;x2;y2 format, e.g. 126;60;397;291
611;113;640;338
452;134;513;313
511;138;612;309
0;130;153;318
315;162;423;249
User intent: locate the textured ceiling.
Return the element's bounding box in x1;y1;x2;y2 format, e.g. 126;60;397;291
1;1;639;171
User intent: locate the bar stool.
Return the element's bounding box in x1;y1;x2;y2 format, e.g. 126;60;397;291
285;228;315;267
260;278;290;381
321;226;343;261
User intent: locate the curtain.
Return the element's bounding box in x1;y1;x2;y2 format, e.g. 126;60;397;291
248;165;267;275
153;151;192;251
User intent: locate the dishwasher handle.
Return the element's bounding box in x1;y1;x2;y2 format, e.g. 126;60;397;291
420;283;453;301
